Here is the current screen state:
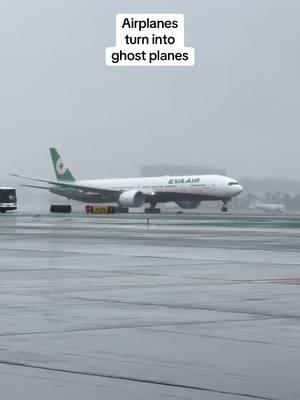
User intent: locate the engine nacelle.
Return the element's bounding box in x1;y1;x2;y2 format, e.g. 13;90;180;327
118;190;145;208
175;200;201;209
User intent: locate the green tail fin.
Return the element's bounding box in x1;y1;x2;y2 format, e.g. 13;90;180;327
49;148;75;182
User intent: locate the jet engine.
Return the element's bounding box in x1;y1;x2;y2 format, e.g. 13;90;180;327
175;200;201;209
118;190;145;208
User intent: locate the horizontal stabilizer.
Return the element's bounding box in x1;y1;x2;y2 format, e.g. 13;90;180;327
9;173;118;196
20;184;50;190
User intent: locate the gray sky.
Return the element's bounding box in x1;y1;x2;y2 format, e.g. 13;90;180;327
0;0;299;181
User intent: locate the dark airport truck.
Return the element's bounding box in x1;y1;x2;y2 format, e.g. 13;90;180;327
0;187;17;213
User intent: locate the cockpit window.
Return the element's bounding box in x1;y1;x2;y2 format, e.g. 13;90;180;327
228;182;239;186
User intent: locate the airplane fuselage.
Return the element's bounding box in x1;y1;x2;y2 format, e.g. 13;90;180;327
14;148;243;211
50;175;243;205
250;202;285;214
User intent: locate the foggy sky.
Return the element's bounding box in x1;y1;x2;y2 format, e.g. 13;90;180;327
0;0;299;182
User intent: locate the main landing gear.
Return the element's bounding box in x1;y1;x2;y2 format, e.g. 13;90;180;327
144;202;161;214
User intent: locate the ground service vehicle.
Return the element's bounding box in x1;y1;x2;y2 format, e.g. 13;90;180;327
0;187;17;213
50;204;72;213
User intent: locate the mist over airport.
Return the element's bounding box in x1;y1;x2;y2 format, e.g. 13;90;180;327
1;3;300;399
1;0;299;190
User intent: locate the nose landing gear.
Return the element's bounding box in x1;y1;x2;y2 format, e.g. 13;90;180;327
221;200;229;212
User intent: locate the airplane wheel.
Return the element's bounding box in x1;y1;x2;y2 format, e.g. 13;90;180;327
221;206;228;212
0;209;6;214
144;208;161;214
115;207;129;213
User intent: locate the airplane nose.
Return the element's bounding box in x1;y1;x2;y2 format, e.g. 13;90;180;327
235;184;243;195
227;180;243;196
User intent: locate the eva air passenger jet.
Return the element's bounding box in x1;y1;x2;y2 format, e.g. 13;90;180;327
11;148;243;212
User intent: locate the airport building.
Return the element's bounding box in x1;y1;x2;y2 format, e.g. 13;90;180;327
141;164;227;177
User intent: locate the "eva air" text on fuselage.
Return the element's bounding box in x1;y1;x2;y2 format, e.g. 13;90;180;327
168;178;200;184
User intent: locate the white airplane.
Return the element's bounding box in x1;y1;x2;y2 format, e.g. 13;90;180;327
249;197;286;214
11;148;243;213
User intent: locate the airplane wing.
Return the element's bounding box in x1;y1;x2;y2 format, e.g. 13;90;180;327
10;174;119;196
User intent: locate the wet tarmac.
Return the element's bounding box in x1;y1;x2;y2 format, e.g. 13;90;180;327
0;213;299;399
